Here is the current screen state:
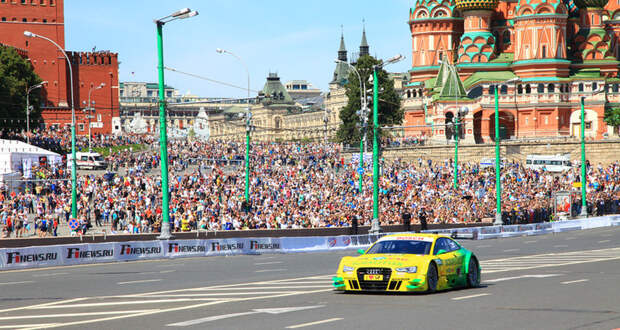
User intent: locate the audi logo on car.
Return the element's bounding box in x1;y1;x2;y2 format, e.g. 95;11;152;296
366;269;381;275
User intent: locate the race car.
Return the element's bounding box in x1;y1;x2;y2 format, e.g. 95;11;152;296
333;233;481;293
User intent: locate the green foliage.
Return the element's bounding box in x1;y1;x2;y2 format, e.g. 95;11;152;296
0;45;43;130
336;55;403;145
604;107;620;128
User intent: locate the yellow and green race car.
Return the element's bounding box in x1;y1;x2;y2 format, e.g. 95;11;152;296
333;233;481;293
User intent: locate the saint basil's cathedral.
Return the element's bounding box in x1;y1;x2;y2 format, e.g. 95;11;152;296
402;0;620;142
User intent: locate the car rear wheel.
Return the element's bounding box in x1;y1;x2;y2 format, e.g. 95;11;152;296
467;257;480;288
426;262;438;293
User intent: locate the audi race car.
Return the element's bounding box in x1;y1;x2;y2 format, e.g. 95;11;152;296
333;234;481;293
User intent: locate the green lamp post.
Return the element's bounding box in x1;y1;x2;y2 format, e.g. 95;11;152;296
369;54;404;234
155;8;199;239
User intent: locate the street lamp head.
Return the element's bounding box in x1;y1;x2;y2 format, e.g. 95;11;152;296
386;54;404;64
23;31;35;38
505;77;520;84
41;81;48;85
177;10;198;19
171;8;191;17
216;48;225;54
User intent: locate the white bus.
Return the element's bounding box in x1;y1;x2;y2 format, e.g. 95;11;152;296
525;154;572;172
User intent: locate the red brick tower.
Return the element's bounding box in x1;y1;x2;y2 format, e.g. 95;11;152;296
0;0;120;135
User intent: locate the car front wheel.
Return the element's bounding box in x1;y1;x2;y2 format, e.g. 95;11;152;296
426;262;438;293
467;257;481;288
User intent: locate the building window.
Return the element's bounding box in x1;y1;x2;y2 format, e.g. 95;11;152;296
541;45;546;58
50;0;54;5
537;84;545;93
585;122;592;129
40;0;44;4
489;85;495;94
517;85;523;94
592;82;598;91
501;85;508;94
579;83;584;92
97;114;102;122
21;0;25;4
166;91;172;97
42;18;46;23
147;91;153;97
1;17;5;21
548;84;554;93
22;18;26;22
78;123;84;131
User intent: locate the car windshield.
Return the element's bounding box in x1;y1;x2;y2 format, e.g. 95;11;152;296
366;240;432;255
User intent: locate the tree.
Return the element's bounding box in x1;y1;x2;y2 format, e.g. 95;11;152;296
0;45;43;131
604;107;620;135
336;55;403;146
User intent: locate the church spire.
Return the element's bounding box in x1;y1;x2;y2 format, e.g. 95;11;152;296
360;19;369;57
338;25;347;61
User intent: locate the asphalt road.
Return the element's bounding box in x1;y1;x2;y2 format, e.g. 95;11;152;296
0;226;619;330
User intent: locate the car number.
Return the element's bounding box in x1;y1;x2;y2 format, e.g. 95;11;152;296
363;274;383;281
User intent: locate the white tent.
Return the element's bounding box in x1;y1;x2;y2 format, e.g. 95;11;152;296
0;139;62;176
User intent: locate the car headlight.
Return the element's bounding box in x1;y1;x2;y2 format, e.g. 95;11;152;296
395;266;417;273
342;266;354;272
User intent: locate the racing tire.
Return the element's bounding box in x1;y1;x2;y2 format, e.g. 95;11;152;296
467;256;481;288
426;262;438;293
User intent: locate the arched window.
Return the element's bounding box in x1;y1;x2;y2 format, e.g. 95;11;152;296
525;84;531;94
592;82;598;91
489;85;495;94
501;85;508;94
548;84;555;93
537;84;545;93
503;30;511;45
407;90;411;98
468;85;483;98
613;84;619;93
579;83;584;92
517;85;523;94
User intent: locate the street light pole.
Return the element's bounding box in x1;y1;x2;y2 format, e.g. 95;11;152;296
217;48;251;203
369;54;404;234
579;96;587;217
493;77;519;225
24;31;77;219
26;81;47;145
87;83;105;152
335;59;366;194
154;8;199;239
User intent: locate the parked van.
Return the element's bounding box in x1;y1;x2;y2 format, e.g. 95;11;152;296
67;152;107;170
525;154;572;172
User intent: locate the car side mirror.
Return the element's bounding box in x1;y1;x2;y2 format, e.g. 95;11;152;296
357;249;365;255
437;249;447;255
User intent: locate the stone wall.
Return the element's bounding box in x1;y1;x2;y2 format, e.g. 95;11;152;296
369;139;620;165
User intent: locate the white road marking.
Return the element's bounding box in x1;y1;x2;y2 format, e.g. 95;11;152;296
164;286;329;291
160;270;176;274
117;279;162;285
32;272;68;278
0;281;35;286
561;279;589;284
503;249;520;252
254;261;283;265
167;311;258;326
286;318;344;329
598;240;611;243
451;293;490;301
255;268;287;273
0;324;60;329
481;247;620;273
0;298;88;313
167;305;324;327
33;299;222;309
523;240;537;244
554;245;569;248
565;237;577;240
485;274;561;283
0;310;155;321
477;245;491;248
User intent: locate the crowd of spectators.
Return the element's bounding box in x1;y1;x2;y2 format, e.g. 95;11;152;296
1;133;619;238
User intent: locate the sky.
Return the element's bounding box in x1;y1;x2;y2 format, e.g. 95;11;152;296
65;0;413;99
